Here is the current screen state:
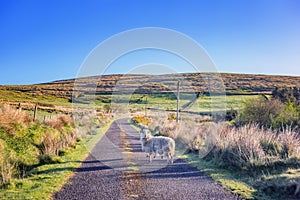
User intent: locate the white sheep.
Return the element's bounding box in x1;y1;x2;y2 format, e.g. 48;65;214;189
140;128;175;164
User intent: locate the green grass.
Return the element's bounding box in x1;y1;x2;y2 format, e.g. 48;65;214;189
0;89;70;107
189;94;265;112
0;120;113;200
0;89;262;115
96;93;262;113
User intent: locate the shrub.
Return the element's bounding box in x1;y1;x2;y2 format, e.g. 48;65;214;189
173;121;207;153
205;124;300;169
132;115;151;126
37;129;60;155
44;114;73;131
0;123;40;183
0;105;109;187
239;97;300;130
159;121;179;138
260;140;282;157
0;105;31;132
0;139;17;186
103;104;112;113
167;113;177;121
272;102;300;130
0;107;82;187
278;127;300;159
272;87;300;106
239;97;284;128
59;126;77;149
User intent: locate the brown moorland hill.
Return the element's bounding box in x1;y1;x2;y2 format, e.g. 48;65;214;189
1;73;299;100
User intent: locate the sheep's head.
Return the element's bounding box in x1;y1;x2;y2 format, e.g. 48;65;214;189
140;128;151;141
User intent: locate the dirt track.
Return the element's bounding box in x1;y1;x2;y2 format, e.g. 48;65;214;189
53;118;242;200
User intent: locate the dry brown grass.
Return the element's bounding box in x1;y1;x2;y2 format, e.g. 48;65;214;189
38;130;61;155
135;111;300;169
1;73;299;102
0;105;31;132
38;115;77;157
206;124;300;168
43;114;73;131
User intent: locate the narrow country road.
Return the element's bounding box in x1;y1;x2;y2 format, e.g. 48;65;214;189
53;118;242;200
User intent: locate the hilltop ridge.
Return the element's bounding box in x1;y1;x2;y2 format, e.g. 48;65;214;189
1;73;299;99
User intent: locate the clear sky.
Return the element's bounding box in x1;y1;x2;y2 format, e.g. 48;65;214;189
1;0;300;85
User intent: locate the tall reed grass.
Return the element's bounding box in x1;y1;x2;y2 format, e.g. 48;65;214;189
206;124;299;168
133;110;300;169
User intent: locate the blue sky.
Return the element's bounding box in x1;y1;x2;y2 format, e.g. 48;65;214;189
1;0;300;85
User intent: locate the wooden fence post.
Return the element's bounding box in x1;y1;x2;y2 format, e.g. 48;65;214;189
33;104;38;121
17;103;21;111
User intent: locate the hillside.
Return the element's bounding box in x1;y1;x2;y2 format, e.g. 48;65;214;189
1;73;299;100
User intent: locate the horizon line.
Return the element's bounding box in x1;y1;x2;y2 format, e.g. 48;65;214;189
1;71;299;86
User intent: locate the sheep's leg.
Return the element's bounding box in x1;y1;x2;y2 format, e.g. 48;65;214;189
157;149;164;159
148;152;152;163
153;146;159;159
165;152;170;164
155;150;160;159
159;150;164;159
166;152;173;164
169;152;174;164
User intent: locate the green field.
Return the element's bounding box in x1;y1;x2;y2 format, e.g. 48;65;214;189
0;89;70;107
94;93;263;113
0;89;264;115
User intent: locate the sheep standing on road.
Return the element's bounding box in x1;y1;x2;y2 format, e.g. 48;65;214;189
140;128;175;164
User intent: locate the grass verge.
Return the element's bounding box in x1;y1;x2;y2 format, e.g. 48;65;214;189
180;153;300;200
0;119;113;200
179;153;256;199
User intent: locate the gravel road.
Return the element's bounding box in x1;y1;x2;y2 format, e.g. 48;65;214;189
53;118;242;200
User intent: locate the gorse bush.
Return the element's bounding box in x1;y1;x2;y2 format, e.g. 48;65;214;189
239;97;282;127
239;97;300;130
132;115;152;126
272;87;300;106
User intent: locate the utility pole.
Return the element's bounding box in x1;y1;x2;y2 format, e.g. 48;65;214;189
144;95;147;116
176;80;180;123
